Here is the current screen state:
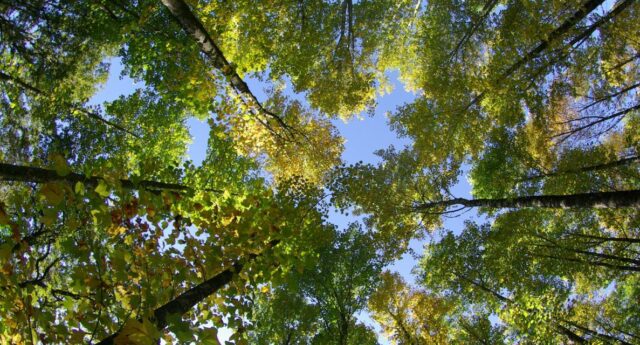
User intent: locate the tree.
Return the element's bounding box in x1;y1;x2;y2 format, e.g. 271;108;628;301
414;189;640;210
0;140;331;343
247;224;384;345
368;271;450;345
2;0;639;343
419;217;638;343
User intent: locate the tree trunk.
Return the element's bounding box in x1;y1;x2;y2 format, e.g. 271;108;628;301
454;272;587;343
415;190;640;211
569;233;640;244
462;0;609;113
533;253;640;272
97;240;279;344
561;319;634;345
0;163;219;194
159;0;290;133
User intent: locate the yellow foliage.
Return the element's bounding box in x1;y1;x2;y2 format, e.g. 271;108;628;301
114;319;160;345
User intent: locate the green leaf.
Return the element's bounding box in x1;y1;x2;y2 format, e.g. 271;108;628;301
41;183;65;206
95;180;111;198
74;181;85;195
51;154;71;177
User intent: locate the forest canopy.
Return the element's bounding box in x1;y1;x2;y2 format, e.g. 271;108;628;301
0;0;638;344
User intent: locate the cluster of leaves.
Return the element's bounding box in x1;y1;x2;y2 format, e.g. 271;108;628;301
0;0;360;343
1;0;639;344
248;225;385;345
327;0;640;343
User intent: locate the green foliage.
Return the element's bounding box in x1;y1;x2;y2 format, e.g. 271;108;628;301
1;0;639;344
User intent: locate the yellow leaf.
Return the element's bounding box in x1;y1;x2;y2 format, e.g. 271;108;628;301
221;216;235;227
114;319;160;345
95;180;111;198
75;181;85;195
107;225;127;237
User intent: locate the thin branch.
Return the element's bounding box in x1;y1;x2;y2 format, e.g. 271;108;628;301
579;82;640;112
517;155;639;182
448;0;499;62
0;70;140;138
552;103;640;140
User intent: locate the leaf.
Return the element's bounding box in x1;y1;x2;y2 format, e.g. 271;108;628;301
0;204;9;225
114;319;160;345
0;243;13;266
51;154;71;176
75;181;86;195
198;327;220;345
95;180;111;198
41;183;65;205
107;225;127;238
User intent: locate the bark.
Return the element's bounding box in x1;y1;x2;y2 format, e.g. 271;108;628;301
561;319;634;345
386;306;416;345
454;273;511;303
512;0;635;112
97;240;279;344
454;272;587;343
415;189;640;211
0;163;203;193
518;155;639;182
605;52;640;73
159;0;291;134
533;253;640;272
534;243;640;266
556;325;587;344
0;70;138;137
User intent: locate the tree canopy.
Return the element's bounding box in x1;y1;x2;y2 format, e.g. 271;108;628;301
1;0;638;344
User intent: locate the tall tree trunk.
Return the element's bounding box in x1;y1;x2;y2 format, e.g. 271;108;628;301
415;190;640;210
159;0;291;135
532;253;640;272
534;243;640;266
0;163;221;193
462;0;609;113
561;319;634;345
569;233;640;244
97;240;279;344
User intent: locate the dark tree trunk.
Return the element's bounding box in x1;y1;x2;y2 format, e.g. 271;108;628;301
97;240;279;344
462;0;610;112
416;190;640;211
0;163;200;193
454;272;587;343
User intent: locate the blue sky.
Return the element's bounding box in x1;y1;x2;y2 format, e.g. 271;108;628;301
93;59;479;344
